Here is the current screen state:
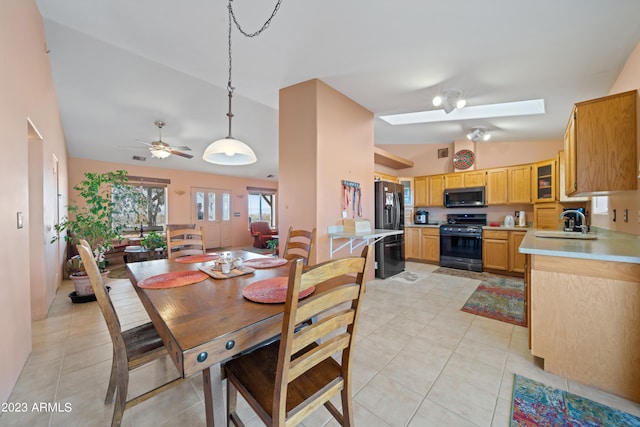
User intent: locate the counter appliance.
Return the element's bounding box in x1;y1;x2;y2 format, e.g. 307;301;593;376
414;210;428;224
374;181;405;278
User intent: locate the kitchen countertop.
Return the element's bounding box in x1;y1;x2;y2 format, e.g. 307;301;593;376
519;227;640;264
405;224;531;231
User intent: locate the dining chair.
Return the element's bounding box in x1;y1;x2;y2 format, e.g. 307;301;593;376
282;226;316;266
225;245;372;427
76;242;184;427
166;226;206;259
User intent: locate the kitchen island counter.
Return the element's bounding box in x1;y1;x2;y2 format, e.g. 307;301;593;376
519;227;640;264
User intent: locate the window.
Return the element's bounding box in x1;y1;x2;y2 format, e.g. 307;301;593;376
247;187;276;228
112;176;168;233
592;196;609;215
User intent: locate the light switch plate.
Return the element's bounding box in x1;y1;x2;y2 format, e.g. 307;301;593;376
17;212;23;229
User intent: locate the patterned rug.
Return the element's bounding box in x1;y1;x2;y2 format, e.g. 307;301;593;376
511;375;640;426
433;266;491;281
461;275;525;326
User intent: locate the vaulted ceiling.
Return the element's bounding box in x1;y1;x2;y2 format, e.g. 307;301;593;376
36;0;640;180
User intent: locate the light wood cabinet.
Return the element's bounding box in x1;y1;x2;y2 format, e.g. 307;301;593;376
509;231;527;273
486;169;508;205
420;227;439;262
483;229;526;275
464;170;486;187
532;159;556;203
557;151;590;202
533;203;563;230
565;90;638;195
508;165;532;203
444;173;464;189
405;227;421;259
414;176;428;207
427;175;445;207
482;230;510;271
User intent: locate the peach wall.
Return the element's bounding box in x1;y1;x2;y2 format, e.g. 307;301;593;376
0;0;69;404
68;158;277;248
601;41;640;235
377;139;563;177
279;79;374;266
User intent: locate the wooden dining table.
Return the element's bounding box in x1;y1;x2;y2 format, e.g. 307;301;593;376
126;250;352;426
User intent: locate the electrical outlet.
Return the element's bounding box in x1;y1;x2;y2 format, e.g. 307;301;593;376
624;209;628;223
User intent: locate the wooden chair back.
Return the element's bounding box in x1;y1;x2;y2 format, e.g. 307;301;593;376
282;227;316;266
274;245;370;425
77;241;122;337
166;226;206;259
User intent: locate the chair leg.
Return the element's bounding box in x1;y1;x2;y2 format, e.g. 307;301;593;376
105;350;117;404
110;367;128;427
227;377;240;427
340;386;354;427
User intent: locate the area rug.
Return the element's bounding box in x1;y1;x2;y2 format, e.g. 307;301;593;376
389;271;427;283
461;275;525;326
107;265;128;279
511;374;640;426
433;266;490;281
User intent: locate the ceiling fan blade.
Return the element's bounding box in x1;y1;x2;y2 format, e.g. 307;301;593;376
170;149;194;159
171;145;191;151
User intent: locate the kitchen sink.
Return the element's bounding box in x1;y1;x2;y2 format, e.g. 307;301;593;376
534;230;597;240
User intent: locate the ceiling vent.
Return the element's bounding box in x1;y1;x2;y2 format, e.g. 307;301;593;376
438;148;449;159
132;155;146;161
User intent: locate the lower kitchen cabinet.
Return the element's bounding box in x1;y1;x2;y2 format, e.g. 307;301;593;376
405;227;439;263
405;227;421;259
421;227;439;262
483;230;510;271
483;229;526;276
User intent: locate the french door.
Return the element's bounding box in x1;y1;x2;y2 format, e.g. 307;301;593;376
191;187;232;249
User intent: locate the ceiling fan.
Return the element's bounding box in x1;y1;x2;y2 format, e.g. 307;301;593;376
136;121;193;159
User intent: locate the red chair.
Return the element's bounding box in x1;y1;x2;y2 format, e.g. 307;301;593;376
250;221;278;248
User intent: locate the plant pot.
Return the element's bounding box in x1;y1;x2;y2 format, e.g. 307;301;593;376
69;270;109;296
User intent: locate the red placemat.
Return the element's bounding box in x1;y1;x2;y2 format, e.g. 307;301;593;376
174;254;219;263
243;257;288;269
242;277;315;303
138;270;208;289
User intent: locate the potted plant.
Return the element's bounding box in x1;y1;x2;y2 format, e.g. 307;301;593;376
52;170;130;297
141;230;166;259
266;238;279;256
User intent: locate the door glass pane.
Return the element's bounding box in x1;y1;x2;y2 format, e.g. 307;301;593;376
208;192;216;221
196;192;204;221
222;192;230;221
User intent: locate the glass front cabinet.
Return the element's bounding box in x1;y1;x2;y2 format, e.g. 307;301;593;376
532;159;557;203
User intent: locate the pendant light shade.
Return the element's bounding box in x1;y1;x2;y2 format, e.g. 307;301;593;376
202;137;257;165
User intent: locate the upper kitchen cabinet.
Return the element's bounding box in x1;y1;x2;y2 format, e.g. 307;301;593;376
428;175;445;207
444;170;486;189
564;90;638;195
486;168;508;205
509;165;532;204
444;173;464;189
532;159;556;203
414;176;428;206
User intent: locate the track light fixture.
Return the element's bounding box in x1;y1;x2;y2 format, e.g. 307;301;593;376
467;127;491;142
433;89;466;114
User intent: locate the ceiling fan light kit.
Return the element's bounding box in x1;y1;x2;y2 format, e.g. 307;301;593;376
203;0;282;166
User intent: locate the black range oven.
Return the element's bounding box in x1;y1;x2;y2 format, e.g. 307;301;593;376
440;213;486;272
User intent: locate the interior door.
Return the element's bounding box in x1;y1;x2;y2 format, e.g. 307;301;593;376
191;187;232;249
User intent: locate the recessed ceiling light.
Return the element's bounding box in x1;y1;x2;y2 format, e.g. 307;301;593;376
379;99;545;125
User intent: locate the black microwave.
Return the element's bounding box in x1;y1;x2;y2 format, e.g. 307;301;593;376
444;186;486;208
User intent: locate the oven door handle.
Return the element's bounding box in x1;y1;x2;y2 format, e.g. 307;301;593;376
440;233;482;238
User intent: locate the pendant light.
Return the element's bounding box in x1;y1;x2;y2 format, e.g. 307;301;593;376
203;0;282;165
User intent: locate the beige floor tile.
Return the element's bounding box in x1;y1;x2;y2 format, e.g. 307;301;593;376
5;263;640;427
354;373;423;427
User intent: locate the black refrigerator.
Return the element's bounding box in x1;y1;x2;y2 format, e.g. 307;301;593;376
374;181;405;278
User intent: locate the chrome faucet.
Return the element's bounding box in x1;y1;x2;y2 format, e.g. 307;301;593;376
559;210;588;234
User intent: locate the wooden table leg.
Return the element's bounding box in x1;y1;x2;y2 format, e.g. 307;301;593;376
202;364;225;427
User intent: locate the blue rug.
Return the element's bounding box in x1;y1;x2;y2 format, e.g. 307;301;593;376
511;374;640;426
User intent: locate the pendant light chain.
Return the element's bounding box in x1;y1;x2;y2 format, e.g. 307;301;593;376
225;0;283;138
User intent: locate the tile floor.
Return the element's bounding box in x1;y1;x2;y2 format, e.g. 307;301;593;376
2;261;639;426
